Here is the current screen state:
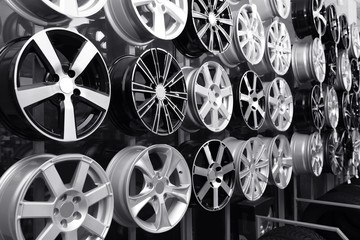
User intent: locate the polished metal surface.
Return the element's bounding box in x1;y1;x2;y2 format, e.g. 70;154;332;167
311;85;325;130
349;23;360;59
0;154;114;240
182;61;233;132
312;0;326;36
335;50;352;92
106;145;191;233
251;0;290;20
224;137;269;201
324;86;339;129
291;132;323;176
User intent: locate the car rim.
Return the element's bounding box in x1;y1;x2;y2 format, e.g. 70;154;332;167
338;92;352;131
179;140;235;211
40;0;106;18
324;44;337;86
262;135;292;189
262;77;293;132
323;130;343;175
323;4;340;44
312;0;326;36
311;85;325;130
238;71;266;130
0;28;110;142
0;154;114;240
291;132;323;176
324;86;339;129
349;23;360;59
109;48;187;136
292;37;325;83
351;58;360;93
182;61;233;132
350;92;360;129
106;145;191;233
334;50;352;92
338;14;350;50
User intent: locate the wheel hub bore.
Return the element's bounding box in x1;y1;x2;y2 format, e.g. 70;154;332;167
59;78;74;94
60;202;75;218
155;181;165;194
156;84;166;101
209;12;217;26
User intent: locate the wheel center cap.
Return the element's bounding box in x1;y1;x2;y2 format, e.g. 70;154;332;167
59;78;74;94
60;202;75;218
156;85;166;101
208;169;216;181
155;181;165;194
209;12;217;26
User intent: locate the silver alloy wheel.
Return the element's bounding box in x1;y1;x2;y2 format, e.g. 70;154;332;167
292;37;326;83
323;130;343;175
224;137;269;201
250;20;291;76
238;71;266;130
335;50;352;91
311;85;325;130
105;0;188;45
0;154;114;240
0;28;111;142
312;0;326;36
191;0;233;54
324;86;339;129
261;77;293;132
220;4;265;67
191;140;236;211
251;0;291;20
349;23;360;59
181;61;233;132
106;145;191;233
291;132;324;176
261;135;292;189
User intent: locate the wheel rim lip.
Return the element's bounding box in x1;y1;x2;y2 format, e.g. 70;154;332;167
190;61;233;132
41;0;107;18
271;0;291;19
265;77;293;132
310;85;325;130
191;0;233;54
131;0;188;40
192;140;235;211
311;38;326;83
324;87;339;128
265;20;291;75
236;4;265;65
239;70;266;130
12;28;110;142
131;48;187;136
350;23;360;59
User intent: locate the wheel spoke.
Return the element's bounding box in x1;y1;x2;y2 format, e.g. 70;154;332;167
128;188;155;216
42;165;67;197
167;184;190;204
196;84;209;97
161;149;180;177
164;70;183;88
77;86;109;110
35;223;60;240
213;187;219;208
82;214;107;237
61;97;77;140
17;83;58;108
163;1;187;24
193;10;208;19
132;0;153;6
152;103;161;133
199;101;212;119
19;201;54;218
71;41;99;78
215;144;225;164
194;165;208;177
154;199;171;230
153;10;166;36
71;160;90;190
239;169;250;179
222;162;235;175
137;95;157;118
197;181;211;200
137;59;157;86
203;144;214;165
257;172;268;182
85;184;111;206
63;230;78;240
165;96;185;120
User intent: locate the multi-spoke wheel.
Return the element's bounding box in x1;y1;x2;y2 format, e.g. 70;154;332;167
251;0;290;20
78;20;107;61
233;71;266;130
291;0;326;38
105;0;188;45
0;154;114;240
181;61;233;133
224;137;269;201
0;28;110;142
2;12;34;43
106;145;191;233
338;14;350;50
250;20;291;76
349;23;360;59
338;92;352;131
324;86;339;129
291;132;323;176
179;140;235;211
261;135;292;189
260;77;293;133
334;50;352;92
322;4;340;44
322;130;343;175
173;0;233;58
351;58;360;93
294;85;325;132
109;48;187;136
4;0;104;26
220;4;265;67
324;43;337;86
292;37;326;83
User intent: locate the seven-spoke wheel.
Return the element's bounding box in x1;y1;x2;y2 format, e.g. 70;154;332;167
0;28;111;142
106;145;191;233
291;132;324;176
181;61;233;132
179;140;235;211
0;154;114;240
324;86;339;129
322;130;343;175
109;48;187;136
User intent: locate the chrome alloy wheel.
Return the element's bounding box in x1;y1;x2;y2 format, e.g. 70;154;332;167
106;145;191;233
219;4;265;67
322;4;340;44
236;71;266;130
292;37;326;83
105;0;188;45
109;48;187;136
322;130;343;175
334;50;352;92
324;86;339;129
181;61;233;133
349;23;360;59
251;0;291;20
250;20;291;76
291;132;324;176
0;154;114;240
179;140;235;211
261;135;292;189
0;28;111;142
260;77;293;133
224;137;269;201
